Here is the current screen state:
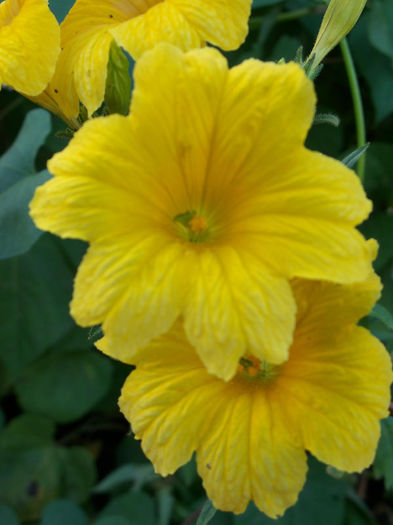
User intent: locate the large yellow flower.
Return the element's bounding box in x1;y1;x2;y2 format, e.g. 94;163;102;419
45;0;252;118
0;0;60;96
30;45;375;380
119;274;393;518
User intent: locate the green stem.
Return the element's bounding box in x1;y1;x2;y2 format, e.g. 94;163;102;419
339;37;366;182
249;7;314;30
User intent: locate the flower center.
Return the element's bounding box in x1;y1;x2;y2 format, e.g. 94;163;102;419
238;356;278;382
173;210;210;243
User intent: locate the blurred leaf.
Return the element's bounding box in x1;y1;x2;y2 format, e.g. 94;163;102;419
99;492;156;525
0;170;51;259
49;0;76;22
57;447;97;503
341;144;369;168
0;504;20;525
94;464;157;494
369;304;393;331
0;235;74;382
0;408;4;431
95;519;132;525
0;109;51;192
368;0;393;62
15;346;113;423
270;35;302;62
360;213;393;271
350;16;393;123
234;458;347;524
252;0;282;6
40;500;88;525
0;415;97;520
197;500;217;525
374;417;393;489
105;41;132;116
344;491;377;525
157;486;175;525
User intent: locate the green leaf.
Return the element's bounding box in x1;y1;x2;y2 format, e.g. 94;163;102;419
344;493;377;525
94;519;132;525
0;170;51;259
369;304;393;331
360;213;393;271
252;0;282;7
368;0;393;63
350;16;393;123
0;504;20;525
0;109;51;192
0;414;55;447
197;500;217;525
374;417;393;489
40;500;88;525
49;0;75;22
99;492;156;525
105;41;132;116
0;235;74;383
57;447;97;503
341;144;370;168
93;464;157;494
15;344;113;423
157;487;174;525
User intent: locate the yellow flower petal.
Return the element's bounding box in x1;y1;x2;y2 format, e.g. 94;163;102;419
119;276;392;516
44;0;252;117
0;0;60;96
120;323;308;517
30;45;375;374
184;247;296;380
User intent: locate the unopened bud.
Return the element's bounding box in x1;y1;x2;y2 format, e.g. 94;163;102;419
308;0;367;68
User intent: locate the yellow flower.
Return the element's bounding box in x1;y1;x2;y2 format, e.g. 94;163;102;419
119;274;393;517
30;44;375;381
46;0;252;118
0;0;60;96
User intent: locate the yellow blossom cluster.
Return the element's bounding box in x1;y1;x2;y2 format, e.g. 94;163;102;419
2;0;392;519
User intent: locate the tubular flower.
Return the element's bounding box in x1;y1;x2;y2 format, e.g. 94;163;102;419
119;274;393;518
0;0;60;96
30;44;375;381
45;0;252;118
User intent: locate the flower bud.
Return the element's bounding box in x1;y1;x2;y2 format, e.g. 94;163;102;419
309;0;367;67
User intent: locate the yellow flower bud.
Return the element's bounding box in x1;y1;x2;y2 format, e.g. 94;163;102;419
309;0;367;67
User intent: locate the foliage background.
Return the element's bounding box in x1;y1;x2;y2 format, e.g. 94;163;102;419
1;0;393;523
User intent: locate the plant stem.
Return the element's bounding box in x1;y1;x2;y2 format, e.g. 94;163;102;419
340;37;367;182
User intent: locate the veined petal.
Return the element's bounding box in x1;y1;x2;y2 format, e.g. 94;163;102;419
170;0;250;50
119;325;308;517
110;2;201;59
95;241;187;362
183;247;296;380
0;0;60;96
278;276;393;472
30;114;171;241
280;327;392;471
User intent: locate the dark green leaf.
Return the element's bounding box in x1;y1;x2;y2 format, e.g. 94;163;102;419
360;213;393;271
0;414;55;447
94;463;157;494
197;500;217;525
369;304;393;331
49;0;76;22
0;235;74;382
374;417;393;489
0;504;20;525
0;109;51;192
95;519;132;525
15;346;113;423
368;0;393;62
344;492;377;525
40;500;88;525
57;447;97;503
0;170;51;259
157;486;175;525
99;492;156;525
